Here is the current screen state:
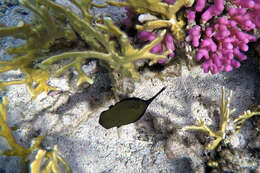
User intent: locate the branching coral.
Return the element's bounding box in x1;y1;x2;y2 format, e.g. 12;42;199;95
0;96;71;172
107;0;195;63
230;0;260;30
0;96;43;163
0;0;170;99
234;108;260;132
38;0;168;78
111;0;260;72
30;145;71;173
185;0;259;74
137;30;175;63
0;0;76;99
107;0;194;40
183;87;235;151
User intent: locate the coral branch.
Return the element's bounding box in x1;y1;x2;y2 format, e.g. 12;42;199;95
108;0;195;40
30;145;71;173
0;97;71;172
185;0;259;74
234;110;260;132
0;0;75;98
0;97;43;162
184;87;235;151
0;0;169;98
40;0;167;80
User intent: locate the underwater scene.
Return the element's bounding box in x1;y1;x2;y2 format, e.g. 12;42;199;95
0;0;260;172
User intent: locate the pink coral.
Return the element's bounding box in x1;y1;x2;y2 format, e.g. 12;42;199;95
122;0;177;63
186;10;196;22
185;0;259;74
185;25;201;47
194;0;207;12
231;0;260;30
201;0;224;22
164;0;176;5
138;31;175;63
198;17;256;74
190;0;225;22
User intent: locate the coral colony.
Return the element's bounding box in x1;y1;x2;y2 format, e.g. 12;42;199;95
0;0;260;171
137;31;175;63
0;0;259;98
185;0;259;74
122;0;260;73
0;0;168;99
0;97;71;172
184;87;234;151
118;0;192;63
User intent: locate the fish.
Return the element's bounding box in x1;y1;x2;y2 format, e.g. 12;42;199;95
99;87;166;129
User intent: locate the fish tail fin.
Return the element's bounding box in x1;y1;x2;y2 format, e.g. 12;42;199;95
147;87;166;103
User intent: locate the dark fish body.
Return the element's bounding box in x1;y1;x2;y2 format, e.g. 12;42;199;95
99;87;166;129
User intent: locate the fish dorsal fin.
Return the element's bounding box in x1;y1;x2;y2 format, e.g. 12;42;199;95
146;87;166;104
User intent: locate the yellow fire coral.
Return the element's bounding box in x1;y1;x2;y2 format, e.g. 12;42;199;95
0;0;169;99
39;0;168;79
30;145;71;173
0;96;71;172
183;87;235;151
107;0;195;40
234;107;260;132
0;97;42;163
0;0;75;99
